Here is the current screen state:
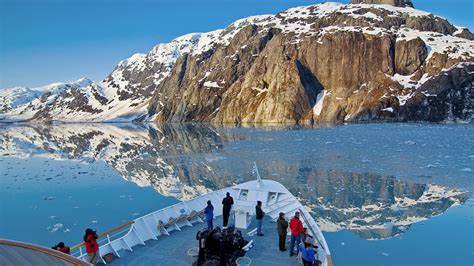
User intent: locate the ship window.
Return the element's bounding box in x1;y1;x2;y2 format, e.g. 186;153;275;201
240;189;248;200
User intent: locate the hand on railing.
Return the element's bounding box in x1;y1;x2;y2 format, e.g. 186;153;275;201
70;221;135;257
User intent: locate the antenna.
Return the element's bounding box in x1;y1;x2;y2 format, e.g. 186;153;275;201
253;162;262;188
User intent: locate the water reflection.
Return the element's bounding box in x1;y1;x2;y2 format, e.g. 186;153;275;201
0;123;469;240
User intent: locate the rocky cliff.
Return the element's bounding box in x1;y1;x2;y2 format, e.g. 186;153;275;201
351;0;414;8
1;2;473;124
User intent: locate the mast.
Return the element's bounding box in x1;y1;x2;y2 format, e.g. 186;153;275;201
253;162;262;188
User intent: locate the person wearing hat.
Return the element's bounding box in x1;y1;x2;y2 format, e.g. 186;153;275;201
277;212;288;251
222;192;234;228
52;242;70;254
204;200;214;230
289;211;303;256
83;228;99;265
299;237;318;266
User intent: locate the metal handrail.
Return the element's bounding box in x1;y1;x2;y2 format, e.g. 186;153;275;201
298;208;333;266
0;239;91;266
298;208;325;250
70;221;135;254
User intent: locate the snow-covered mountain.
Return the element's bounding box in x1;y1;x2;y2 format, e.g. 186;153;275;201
1;1;473;123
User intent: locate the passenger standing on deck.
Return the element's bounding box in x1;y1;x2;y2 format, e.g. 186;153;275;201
255;201;265;236
277;212;288;251
222;192;234;228
204;200;214;230
289;211;303;256
84;228;99;265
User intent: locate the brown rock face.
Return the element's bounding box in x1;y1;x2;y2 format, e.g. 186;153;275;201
351;0;414;7
148;12;473;125
9;3;470;125
394;38;427;75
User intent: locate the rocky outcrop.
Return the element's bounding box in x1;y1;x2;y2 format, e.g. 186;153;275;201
1;2;473;124
145;3;473;125
351;0;414;7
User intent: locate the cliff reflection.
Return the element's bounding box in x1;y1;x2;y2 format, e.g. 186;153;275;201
0;123;468;240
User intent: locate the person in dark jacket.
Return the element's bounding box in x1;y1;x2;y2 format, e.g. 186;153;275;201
222;192;234;228
255;201;265;236
204;200;214;230
277;212;288;251
83;228;99;265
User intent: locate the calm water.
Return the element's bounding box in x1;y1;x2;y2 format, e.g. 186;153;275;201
1;123;473;265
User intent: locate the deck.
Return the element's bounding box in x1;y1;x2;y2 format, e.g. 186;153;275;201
110;215;301;265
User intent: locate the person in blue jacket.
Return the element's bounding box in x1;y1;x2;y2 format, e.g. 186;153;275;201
204;200;214;230
299;237;318;266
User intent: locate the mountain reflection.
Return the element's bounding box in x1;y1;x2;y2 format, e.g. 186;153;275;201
0;123;469;240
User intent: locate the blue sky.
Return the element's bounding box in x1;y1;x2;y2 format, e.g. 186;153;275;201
1;0;473;88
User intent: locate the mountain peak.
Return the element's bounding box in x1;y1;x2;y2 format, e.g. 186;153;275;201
351;0;414;8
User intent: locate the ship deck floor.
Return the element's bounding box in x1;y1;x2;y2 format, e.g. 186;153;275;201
110;215;301;266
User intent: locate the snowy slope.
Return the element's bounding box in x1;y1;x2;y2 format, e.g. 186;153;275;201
1;2;473;122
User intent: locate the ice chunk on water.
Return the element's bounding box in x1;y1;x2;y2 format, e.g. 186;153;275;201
48;223;64;233
461;168;472;172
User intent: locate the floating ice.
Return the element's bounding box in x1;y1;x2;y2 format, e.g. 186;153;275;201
47;223;64;233
381;253;390;256
460;168;472;172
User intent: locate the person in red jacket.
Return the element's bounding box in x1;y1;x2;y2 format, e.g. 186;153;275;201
84;228;99;265
52;242;70;254
289;211;303;256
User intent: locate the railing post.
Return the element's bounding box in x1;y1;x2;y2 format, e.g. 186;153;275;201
107;234;111;244
79;246;83;257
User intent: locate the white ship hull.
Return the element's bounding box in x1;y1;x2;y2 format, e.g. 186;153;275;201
74;179;332;265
